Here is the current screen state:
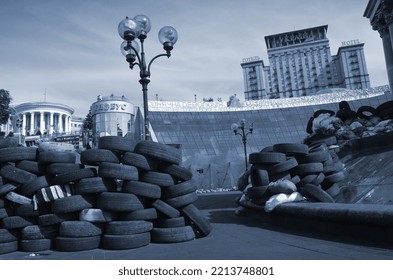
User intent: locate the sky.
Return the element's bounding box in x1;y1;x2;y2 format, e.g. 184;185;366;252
0;0;387;117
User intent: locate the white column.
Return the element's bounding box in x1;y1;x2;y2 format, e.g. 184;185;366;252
30;112;35;134
49;112;54;134
59;114;63;134
67;116;71;134
39;111;44;134
22;113;26;136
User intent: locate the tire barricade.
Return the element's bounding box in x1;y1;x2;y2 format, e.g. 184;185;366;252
237;137;346;213
0;137;211;254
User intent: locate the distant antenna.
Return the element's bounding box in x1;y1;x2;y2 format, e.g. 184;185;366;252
44;88;47;102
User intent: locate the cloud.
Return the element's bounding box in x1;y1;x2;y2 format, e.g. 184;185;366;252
0;0;387;118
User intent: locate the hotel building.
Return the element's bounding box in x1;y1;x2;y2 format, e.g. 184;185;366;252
241;25;371;100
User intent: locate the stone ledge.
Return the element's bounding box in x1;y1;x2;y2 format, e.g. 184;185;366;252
239;199;393;248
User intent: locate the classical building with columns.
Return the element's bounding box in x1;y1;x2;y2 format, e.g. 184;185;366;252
364;0;393;93
11;102;74;136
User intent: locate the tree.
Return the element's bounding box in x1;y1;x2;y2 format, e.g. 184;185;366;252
0;89;12;130
83;109;93;130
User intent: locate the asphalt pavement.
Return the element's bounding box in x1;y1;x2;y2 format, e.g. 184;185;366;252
1;191;393;260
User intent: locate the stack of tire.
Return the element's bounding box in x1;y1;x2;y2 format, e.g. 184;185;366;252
358;100;393;120
0;136;211;255
238;137;345;209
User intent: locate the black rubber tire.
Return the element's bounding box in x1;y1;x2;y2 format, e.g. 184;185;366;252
19;238;54;252
98;162;139;181
308;142;329;153
140;171;175;187
74;177;116;194
134;140;182;165
299;184;335;203
13;203;51;217
273;143;309;156
250;167;270;187
121;152;157;171
98;136;136;153
122;181;161;199
21;225;58;240
306;117;314;134
0;147;38;163
236;169;251;192
309;135;337;146
325;183;341;197
46;163;84;175
291;162;324;176
290;175;301;185
0;207;11;219
311;172;326;186
162;180;198;199
102;232;150;250
80;149;120;166
296;150;331;164
181;203;212;237
269;171;292;182
105;221;153;235
97;192;144;212
152;199;180;218
79;208;113;223
33;185;73;206
0;241;18;255
324;171;345;185
0;137;18;149
55;235;101;252
38;213;79;226
117;208;158;221
0;229;18;243
164;192;198;208
246;185;270;199
5;191;32;204
0;164;37;185
51;195;95;214
0;183;18;196
313;109;335;118
377;106;393;119
151;226;195;243
1;216;36;229
154;217;186;228
159;163;193;182
376;101;393;114
15;160;41;175
19;175;51;197
52;168;97;185
59;221;102;237
357;106;377;119
249;152;286;165
37;151;76;164
264;157;298;174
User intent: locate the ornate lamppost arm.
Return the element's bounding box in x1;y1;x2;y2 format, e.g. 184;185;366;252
118;15;178;141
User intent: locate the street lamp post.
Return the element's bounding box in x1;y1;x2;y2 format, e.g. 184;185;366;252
231;119;253;171
118;15;178;140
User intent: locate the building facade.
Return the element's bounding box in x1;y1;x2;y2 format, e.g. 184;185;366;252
90;94;138;145
242;25;371;100
364;0;393;93
11;102;74;136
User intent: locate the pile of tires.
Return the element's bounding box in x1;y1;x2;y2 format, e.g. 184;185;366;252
237;137;345;211
0;136;211;255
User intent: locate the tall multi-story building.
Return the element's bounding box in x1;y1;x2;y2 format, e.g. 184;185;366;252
242;25;371;100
